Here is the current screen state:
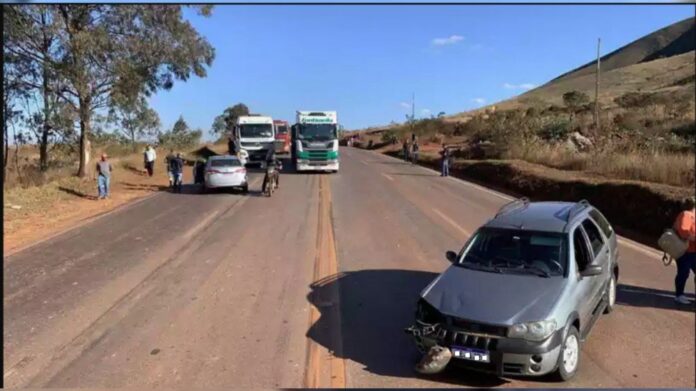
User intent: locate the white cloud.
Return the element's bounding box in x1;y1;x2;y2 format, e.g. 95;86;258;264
503;83;536;91
400;102;412;109
471;98;486;105
432;35;464;46
421;109;431;115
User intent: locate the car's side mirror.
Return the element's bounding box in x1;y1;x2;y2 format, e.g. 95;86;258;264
446;251;458;264
581;265;603;277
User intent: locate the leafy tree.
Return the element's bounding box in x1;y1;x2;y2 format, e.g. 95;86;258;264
437;111;446;118
212;103;250;137
109;96;160;150
562;91;590;121
4;5;215;177
158;115;201;150
4;5;63;172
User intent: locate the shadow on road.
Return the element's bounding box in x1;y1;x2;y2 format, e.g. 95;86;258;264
617;284;695;312
306;269;511;387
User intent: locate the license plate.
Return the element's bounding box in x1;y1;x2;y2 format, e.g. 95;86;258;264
451;346;490;363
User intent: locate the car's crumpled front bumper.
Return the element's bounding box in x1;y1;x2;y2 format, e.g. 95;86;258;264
405;320;563;377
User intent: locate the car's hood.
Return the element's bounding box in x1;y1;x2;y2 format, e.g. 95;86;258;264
421;266;565;325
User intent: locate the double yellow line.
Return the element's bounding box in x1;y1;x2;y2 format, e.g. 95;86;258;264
304;175;346;388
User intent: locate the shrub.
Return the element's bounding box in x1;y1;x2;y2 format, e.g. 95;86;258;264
537;120;571;142
381;129;398;144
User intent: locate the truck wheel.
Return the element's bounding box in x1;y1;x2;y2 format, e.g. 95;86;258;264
603;272;617;314
554;326;580;381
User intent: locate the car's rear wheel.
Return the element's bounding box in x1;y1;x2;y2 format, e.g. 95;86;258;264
242;184;249;194
604;272;617;314
555;326;580;381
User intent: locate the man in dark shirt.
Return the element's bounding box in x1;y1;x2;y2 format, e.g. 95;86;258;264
262;148;280;194
169;153;184;193
440;144;451;177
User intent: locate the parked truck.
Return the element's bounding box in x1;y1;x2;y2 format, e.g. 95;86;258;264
273;120;291;154
291;111;339;173
234;115;275;165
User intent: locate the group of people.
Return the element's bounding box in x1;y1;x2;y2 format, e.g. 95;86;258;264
143;145;185;192
402;134;420;165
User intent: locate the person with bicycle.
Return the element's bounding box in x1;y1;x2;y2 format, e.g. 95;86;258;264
262;148;280;195
169;152;184;193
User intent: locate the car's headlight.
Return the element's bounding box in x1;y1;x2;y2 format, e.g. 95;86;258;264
508;320;557;341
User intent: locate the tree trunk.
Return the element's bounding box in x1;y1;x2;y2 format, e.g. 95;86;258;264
77;95;92;177
40;69;50;172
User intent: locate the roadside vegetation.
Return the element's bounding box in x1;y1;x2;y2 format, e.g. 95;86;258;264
357;87;695;188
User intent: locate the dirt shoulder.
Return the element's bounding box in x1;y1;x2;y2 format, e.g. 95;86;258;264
4;153;172;255
374;143;693;246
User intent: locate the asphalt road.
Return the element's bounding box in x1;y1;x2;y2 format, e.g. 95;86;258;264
4;148;694;388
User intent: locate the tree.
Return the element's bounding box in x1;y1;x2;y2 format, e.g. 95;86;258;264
110;96;160;150
212;103;250;137
158;115;201;150
562;91;590;121
4;5;63;172
6;5;215;177
437;111;446;118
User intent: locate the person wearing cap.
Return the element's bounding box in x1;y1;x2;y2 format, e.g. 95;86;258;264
96;153;113;200
673;196;696;304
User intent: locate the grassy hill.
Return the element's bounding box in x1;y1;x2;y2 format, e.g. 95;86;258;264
352;17;695;190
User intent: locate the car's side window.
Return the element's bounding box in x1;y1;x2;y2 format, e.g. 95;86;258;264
581;219;605;257
573;228;592;272
588;209;613;239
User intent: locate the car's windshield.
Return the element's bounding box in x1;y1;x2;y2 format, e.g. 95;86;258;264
298;124;337;141
210;159;241;167
276;125;288;135
458;228;567;277
240;124;273;138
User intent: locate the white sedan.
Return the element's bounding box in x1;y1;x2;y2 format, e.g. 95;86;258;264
204;155;248;193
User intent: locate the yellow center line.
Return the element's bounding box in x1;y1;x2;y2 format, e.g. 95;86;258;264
433;207;471;238
304;175;346;388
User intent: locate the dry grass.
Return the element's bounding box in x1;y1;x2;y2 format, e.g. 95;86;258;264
505;142;695;187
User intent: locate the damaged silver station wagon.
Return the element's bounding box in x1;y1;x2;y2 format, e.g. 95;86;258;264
406;199;619;381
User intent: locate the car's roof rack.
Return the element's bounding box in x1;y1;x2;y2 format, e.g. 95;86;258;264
495;197;530;218
562;200;591;231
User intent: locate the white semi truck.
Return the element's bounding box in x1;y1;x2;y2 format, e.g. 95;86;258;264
234;115;275;165
291;111;339;173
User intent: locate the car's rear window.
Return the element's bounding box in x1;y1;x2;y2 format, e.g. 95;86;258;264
210;159;241;167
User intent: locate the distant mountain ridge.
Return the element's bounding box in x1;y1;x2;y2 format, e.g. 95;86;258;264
551;17;695;84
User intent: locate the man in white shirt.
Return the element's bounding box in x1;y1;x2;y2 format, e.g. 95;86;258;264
144;145;157;177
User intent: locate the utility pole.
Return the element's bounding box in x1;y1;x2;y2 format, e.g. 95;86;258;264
410;92;415;139
594;38;601;132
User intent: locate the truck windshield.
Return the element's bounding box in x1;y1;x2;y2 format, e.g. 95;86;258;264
276;125;288;135
459;228;567;277
240;124;273;138
298;124;337;141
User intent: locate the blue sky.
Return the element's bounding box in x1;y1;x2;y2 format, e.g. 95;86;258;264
147;5;694;139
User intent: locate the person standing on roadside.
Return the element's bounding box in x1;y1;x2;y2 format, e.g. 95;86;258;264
169;152;185;193
411;139;419;165
402;139;410;162
674;196;696;304
96;153;113;200
164;149;175;187
144;145;157;177
440;144;450;177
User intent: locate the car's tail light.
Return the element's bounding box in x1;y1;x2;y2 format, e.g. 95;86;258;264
206;169;221;174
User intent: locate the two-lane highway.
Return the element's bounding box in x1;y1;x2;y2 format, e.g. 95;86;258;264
4;149;694;388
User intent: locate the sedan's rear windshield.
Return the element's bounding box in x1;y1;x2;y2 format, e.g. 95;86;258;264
459;228;567;277
210;159;241;167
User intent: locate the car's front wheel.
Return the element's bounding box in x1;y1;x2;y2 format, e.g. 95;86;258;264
555;326;580;381
603;272;617;314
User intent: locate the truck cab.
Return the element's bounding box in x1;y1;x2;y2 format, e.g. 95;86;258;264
291;111;339;173
273;120;291;154
234;115;275;165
